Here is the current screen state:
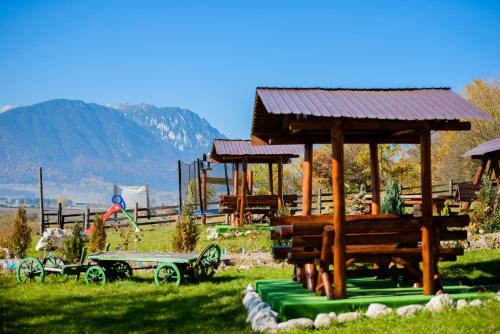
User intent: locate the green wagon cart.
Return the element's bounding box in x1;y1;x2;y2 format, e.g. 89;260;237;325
16;243;221;287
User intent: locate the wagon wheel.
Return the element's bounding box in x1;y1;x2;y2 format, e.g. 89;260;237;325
110;261;133;280
16;257;45;284
42;255;65;269
194;244;221;281
154;263;181;287
85;266;106;285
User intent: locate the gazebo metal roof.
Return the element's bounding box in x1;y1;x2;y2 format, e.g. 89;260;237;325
210;139;302;163
462;138;500;159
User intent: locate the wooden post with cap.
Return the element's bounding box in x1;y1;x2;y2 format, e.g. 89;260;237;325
331;121;346;299
369;143;381;215
420;125;435;295
239;157;248;226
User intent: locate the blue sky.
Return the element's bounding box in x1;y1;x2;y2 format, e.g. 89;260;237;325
1;0;499;138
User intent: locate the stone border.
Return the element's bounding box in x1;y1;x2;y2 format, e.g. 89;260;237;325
242;284;500;332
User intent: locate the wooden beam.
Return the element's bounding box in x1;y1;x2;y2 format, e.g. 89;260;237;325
248;171;253;195
289;119;471;132
331;121;346;299
267;134;421;145
268;162;274;195
233;163;239;196
277;158;283;209
239;157;248;226
302;143;313;216
420;127;435;295
369;143;381;215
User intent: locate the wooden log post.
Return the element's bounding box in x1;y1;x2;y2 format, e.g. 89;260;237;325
134;202;139;222
201;168;207;225
316;225;334;298
331;121;346;299
302;143;313;216
248;171;253;195
304;263;317;292
317;188;322;214
268;163;274;195
277;158;283;209
448;179;454;197
239;157;248;226
369;143;381;215
420;126;435;295
84;206;90;230
38;166;45;233
57;202;63;229
233;163;239;196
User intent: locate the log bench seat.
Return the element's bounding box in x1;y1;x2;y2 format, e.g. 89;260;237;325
270;214;469;298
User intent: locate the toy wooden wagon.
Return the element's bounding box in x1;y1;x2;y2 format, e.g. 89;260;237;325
16;243;221;287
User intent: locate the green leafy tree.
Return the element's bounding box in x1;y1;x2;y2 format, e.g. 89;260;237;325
89;215;106;253
470;178;499;233
10;206;32;258
172;204;200;252
63;224;85;263
381;180;405;214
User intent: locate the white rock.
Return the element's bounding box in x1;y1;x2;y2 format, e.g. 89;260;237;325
328;312;337;321
469;299;484;307
456;299;468;310
337;312;363;323
243;292;260;309
247;302;270;323
277;318;314;330
494;295;500;302
247;298;264;313
252;311;278;333
396;304;424;317
425;294;455;312
314;313;332;328
245;283;255;294
365;303;392;318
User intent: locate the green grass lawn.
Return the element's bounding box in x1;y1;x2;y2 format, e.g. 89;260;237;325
1;225;499;334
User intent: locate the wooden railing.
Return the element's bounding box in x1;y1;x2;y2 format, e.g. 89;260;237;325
42;203;179;230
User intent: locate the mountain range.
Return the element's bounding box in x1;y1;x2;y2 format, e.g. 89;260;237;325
0;99;225;203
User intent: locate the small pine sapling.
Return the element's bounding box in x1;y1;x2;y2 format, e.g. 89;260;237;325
381;180;405;214
348;185;368;215
63;223;85;263
10;206;32;258
89;214;106;253
172;204;200;252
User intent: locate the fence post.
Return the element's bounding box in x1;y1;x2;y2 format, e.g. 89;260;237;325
448;179;454;196
134;202;139;222
57;202;63;229
39;166;45;234
84;206;90;230
317;188;322;215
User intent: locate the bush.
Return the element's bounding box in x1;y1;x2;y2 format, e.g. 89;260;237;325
470;179;499;233
172;204;199;252
64;224;85;263
88;215;106;253
10;206;32;258
381;180;405;214
0;225;14;257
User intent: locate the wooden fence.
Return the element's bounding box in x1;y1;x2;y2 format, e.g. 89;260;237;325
42;203;179;231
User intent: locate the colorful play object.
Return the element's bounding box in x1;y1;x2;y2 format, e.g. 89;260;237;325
88;194;140;234
15;244;221;287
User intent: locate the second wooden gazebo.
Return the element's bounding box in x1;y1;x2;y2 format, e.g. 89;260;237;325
210;139;303;226
251;87;491;299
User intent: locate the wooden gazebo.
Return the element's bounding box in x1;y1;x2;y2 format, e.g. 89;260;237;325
210;139;302;226
459;138;500;210
251;87;491;299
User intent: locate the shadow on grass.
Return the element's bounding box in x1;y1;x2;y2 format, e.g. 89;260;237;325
441;259;500;285
2;282;250;334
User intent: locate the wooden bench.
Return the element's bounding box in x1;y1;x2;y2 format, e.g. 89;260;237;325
271;214;468;298
219;194;298;218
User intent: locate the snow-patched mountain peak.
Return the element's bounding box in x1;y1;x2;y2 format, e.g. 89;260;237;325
108;103;225;156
